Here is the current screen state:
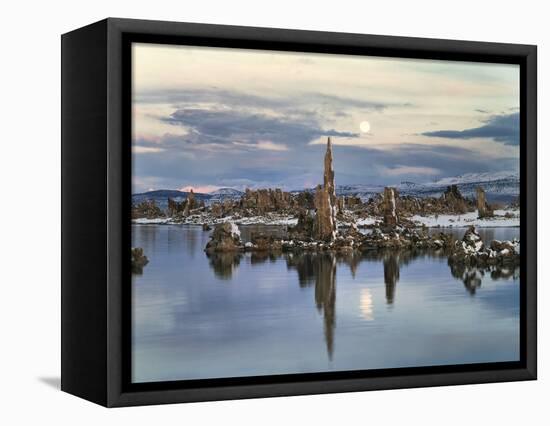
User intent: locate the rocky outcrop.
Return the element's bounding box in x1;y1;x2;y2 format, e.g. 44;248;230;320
210;203;223;218
476;186;494;218
442;185;468;214
345;195;363;209
167;198;185;217
356;185;475;219
241;188;292;213
289;209;315;240
382;187;398;227
337;196;345;214
182;189;197;216
448;225;519;266
204;222;244;252
358;226;454;251
244;232;283;252
131;247;149;274
291;191;315;210
132;200;164;219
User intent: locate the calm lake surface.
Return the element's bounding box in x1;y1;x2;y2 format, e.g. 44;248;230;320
131;224;520;383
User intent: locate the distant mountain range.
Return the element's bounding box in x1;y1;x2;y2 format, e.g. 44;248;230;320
132;188;243;209
207;188;245;203
335;172;519;203
132;172;519;209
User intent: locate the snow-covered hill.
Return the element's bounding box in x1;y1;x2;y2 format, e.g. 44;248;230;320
132;189;210;209
335;172;519;204
132;187;245;209
132;172;519;211
207;188;244;204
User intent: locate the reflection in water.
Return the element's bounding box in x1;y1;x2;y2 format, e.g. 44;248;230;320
286;253;337;359
251;251;278;265
448;262;482;294
205;247;520;360
358;250;417;304
133;225;521;382
449;261;520;295
360;289;374;321
206;252;242;280
383;254;399;304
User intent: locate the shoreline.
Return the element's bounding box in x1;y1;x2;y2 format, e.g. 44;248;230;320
131;209;520;229
131;221;520;229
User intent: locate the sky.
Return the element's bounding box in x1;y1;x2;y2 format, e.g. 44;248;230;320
132;43;520;194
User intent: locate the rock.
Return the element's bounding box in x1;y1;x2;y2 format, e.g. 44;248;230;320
202;223;212;231
442;185;468;214
204;222;244;253
324;137;337;207
490;239;516;252
448;226;485;264
337;196;345;214
222;199;234;214
476;186;494;218
182;189;196;216
313;138;338;242
240;187;292;213
291;191;315;210
131;247;149;273
167;198;185;217
462;225;485;252
132;200;164;219
211;203;223;218
448;226;519;266
250;232;275;251
382;187;398;227
289;209;315;240
314;184;336;241
345;195;363;209
344;222;363;239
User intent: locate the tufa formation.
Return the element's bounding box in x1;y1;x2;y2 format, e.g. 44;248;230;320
476;186;494;219
313;137;338;241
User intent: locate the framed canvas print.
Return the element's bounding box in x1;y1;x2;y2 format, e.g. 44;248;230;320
61;18;537;407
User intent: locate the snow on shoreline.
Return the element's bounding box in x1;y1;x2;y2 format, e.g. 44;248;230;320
410;209;519;228
132;214;298;227
132;209;519;228
133;217;172;224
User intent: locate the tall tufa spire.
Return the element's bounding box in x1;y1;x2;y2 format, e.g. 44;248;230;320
314;137;338;241
323;137;336;204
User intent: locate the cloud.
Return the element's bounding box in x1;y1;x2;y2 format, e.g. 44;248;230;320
135;88;288;109
301;93;390;110
381;165;441;176
233;140;289;151
132;138;519;193
179;184;221;193
136;88;396;112
134;146;165;154
422;112;519;145
162;108;358;150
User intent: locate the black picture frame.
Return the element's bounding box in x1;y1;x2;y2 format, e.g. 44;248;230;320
61;17;537;407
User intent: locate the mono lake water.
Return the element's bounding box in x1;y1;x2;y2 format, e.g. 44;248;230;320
131;224;520;383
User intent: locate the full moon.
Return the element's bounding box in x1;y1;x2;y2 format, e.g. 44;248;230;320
360;121;371;133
